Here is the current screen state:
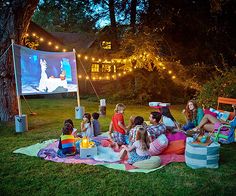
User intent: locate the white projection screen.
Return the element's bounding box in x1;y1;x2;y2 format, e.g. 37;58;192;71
13;44;78;95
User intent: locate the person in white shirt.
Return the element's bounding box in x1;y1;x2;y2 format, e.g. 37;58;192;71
120;127;151;164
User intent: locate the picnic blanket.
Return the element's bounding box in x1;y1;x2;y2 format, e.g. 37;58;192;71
13;136;185;173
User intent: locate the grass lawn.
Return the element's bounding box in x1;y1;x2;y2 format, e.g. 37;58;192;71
1;97;236;195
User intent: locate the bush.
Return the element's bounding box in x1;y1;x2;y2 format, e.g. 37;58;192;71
197;67;236;108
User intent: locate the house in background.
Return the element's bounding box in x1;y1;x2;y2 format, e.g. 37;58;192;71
26;22;131;83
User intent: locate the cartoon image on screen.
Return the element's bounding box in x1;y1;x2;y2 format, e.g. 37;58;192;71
13;44;78;95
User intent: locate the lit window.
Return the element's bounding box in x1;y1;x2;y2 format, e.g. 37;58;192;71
91;63;99;72
101;41;111;50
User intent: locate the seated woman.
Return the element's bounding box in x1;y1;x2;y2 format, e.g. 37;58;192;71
160;107;180;132
193;104;236;133
182;100;204;131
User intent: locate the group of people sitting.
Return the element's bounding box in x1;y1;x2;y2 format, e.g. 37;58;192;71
57;100;236;165
109;101;236;165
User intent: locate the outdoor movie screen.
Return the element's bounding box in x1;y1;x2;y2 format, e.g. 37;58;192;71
13;44;78;95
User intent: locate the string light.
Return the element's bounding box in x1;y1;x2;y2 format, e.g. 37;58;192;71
24;31;178;81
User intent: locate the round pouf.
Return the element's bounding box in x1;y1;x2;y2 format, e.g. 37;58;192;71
15;114;28;133
75;106;85;119
133;156;161;169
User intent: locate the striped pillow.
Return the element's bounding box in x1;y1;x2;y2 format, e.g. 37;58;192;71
185;137;220;169
148;134;168;156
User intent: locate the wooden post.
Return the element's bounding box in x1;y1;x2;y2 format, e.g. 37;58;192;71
11;39;22;116
73;48;80;107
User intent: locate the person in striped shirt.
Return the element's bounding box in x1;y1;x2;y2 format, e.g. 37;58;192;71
58;123;76;156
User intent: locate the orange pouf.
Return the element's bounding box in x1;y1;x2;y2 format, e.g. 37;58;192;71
162;140;185;155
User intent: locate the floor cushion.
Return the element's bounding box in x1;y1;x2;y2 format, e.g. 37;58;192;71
162;140;185;155
133;156;161;169
166;132;186;142
185;137;220;169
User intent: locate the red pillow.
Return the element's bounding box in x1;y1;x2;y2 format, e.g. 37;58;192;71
204;109;217;118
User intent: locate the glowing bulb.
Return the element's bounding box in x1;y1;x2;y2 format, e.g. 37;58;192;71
118;73;121;76
63;49;66;52
78;75;82;78
55;45;59;49
123;71;126;74
25;33;29;37
77;54;81;58
48;42;52;45
162;67;166;70
99;77;102;80
40;38;44;41
98;59;101;62
168;70;172;74
92;77;96;80
106;76;109;79
92;58;95;61
84;56;88;60
172;76;176;79
32;33;36;36
86;76;89;80
129;68;132;72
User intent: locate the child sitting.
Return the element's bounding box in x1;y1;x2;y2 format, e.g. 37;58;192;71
92;112;101;136
81;113;94;138
120;127;151;164
58;123;76;156
64;119;78;137
129;116;145;146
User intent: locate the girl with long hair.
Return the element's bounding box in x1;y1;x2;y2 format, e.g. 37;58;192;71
120;127;151;164
182;100;204;132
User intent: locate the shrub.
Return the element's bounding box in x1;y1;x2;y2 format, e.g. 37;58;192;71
197;67;236;108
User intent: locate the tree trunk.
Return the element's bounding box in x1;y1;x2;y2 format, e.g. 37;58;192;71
0;0;39;121
108;0;118;49
130;0;137;32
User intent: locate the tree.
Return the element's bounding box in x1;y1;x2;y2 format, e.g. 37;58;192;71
32;0;96;33
0;0;39;121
